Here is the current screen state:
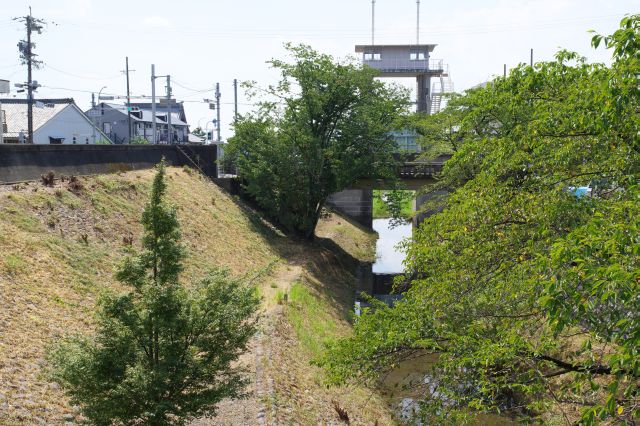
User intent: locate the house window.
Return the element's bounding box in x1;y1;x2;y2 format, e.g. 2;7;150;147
364;52;381;61
103;122;111;133
410;51;426;61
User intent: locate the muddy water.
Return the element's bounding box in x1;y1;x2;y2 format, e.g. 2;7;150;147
379;355;516;425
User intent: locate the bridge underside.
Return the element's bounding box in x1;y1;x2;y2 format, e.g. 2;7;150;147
326;176;439;228
349;176;436;191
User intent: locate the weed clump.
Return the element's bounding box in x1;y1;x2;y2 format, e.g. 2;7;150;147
67;176;84;194
332;400;350;424
40;171;55;187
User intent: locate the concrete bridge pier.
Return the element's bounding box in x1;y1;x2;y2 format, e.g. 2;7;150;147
325;188;373;228
413;189;448;229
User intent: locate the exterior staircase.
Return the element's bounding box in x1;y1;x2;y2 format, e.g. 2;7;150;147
430;72;455;114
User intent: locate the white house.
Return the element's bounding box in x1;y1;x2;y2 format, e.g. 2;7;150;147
0;98;110;144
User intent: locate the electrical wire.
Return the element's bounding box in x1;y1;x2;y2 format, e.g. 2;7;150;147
170;79;211;92
53;12;627;39
43;63;122;81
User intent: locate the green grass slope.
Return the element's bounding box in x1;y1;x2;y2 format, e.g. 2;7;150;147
0;168;392;425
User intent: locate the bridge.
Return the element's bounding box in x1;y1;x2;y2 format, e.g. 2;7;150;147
325;154;449;229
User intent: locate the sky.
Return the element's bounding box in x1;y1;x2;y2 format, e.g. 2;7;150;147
0;0;637;139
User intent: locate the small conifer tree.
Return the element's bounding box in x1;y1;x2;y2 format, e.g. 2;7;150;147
48;160;259;425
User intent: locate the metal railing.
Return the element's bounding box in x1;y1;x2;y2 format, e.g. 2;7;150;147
363;58;445;73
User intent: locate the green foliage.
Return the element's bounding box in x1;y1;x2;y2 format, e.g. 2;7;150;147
286;282;338;356
48;160;260;425
191;127;206;137
406;96;467;158
129;136;150;145
373;190;414;221
227;44;409;239
322;16;640;425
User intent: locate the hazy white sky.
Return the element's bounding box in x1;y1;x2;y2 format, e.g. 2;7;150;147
0;0;636;138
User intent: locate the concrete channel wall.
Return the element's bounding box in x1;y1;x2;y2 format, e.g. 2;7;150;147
325;188;373;228
0;144;217;184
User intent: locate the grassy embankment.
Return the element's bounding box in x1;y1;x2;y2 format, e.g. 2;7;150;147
0;167;389;425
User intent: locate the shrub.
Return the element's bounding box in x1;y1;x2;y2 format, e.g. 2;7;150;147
48;160;260;425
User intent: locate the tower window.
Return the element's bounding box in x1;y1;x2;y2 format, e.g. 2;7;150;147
364;52;381;61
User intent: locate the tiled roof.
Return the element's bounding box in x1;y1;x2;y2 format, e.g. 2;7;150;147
1;99;74;137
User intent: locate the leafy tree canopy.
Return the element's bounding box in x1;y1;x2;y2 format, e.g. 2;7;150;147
48;160;260;425
226;44;409;239
192;127;206;137
322;15;639;425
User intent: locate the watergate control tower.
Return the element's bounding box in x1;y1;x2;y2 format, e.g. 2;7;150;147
357;1;451;114
355;44;448;114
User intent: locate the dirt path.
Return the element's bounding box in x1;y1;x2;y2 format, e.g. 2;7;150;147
190;264;302;426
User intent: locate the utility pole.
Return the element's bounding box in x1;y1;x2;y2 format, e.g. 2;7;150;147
121;57;134;142
15;7;45;144
151;64;157;144
0;80;9;145
504;64;507;78
166;75;172;145
233;78;238;123
26;11;33;144
215;82;221;142
91;92;96;144
530;48;534;67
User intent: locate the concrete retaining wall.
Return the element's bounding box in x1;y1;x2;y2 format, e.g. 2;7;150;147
325;188;373;228
0;144;217;183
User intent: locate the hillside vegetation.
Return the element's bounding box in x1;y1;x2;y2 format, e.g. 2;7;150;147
0;167;391;425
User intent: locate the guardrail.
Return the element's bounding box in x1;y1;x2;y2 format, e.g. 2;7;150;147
362;58;445;73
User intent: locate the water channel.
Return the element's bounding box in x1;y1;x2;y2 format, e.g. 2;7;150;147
372;218;412;274
369;218;514;425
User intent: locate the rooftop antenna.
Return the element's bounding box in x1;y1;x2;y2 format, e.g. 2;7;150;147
371;0;376;45
371;0;376;46
416;0;420;45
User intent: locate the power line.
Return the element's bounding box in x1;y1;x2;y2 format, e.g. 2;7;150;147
43;63;121;80
171;78;215;93
53;12;627;39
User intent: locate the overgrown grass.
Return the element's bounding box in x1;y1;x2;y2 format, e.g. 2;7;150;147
3;254;27;275
285;282;338;356
373;189;414;219
314;211;377;262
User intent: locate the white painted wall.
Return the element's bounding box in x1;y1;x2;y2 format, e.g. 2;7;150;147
34;105;103;144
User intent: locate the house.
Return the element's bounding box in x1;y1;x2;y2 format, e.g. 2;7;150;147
86;100;190;144
0;98;111;144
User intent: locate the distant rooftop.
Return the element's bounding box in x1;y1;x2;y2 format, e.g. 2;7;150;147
355;44;437;53
97;103;188;127
1;98;75;137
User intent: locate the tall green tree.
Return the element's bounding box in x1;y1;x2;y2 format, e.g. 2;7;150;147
227;44;409;239
48;160;260;425
322;16;639;425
